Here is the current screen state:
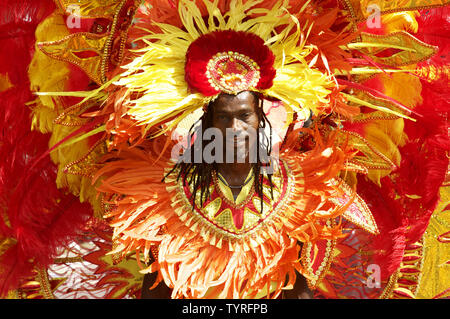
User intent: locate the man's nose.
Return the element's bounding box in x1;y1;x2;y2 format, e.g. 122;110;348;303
230;117;244;131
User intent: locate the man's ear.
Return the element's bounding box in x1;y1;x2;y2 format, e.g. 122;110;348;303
258;98;266;126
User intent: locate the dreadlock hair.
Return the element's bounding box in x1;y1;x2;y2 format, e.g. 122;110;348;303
164;91;275;210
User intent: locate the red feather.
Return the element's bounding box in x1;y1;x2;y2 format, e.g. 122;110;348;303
185;30;276;96
398;6;450;242
353;74;449;280
350;6;450;279
356;176;407;280
416;7;450;60
0;0;94;296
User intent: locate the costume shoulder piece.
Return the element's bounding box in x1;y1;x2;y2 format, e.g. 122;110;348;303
95;133;360;298
167;160;294;240
0;0;449;299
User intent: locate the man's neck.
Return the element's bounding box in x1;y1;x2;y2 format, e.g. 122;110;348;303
216;162;252;187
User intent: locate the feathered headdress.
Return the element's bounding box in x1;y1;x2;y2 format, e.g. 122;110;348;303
113;0;333;135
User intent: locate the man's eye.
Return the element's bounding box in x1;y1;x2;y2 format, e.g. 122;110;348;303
240;113;251;119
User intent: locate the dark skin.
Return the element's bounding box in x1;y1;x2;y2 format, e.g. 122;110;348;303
141;91;313;299
212;91;259;199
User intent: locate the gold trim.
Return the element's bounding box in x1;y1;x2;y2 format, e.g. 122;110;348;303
64;138;107;178
341;0;450;23
53;100;97;127
380;239;425;299
55;0;124;19
379;269;400;299
41;0;138;84
53;256;84;263
165;159;297;250
340;130;397;171
359;31;439;67
339;0;361;41
38;32;108;85
212;170;255;209
330;178;379;235
100;0;127;83
302;219;337;289
37;268;55;299
206;51;261;94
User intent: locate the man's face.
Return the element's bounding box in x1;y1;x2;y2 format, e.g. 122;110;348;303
210;91;260;163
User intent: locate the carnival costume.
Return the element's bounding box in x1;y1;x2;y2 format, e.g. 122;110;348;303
0;0;449;299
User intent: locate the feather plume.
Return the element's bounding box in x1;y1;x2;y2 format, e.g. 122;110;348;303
0;0;94;296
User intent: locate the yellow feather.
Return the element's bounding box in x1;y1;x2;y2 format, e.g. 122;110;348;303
379;72;423;109
28;12;71;110
28;12;104;218
30;101;57;134
0;73;12;92
382;12;420;34
112;0;328;135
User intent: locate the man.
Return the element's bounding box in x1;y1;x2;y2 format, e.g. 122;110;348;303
141;91;313;298
84;2;380;299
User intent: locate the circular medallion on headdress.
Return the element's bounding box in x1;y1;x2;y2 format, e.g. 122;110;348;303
185;30;276;96
206;51;261;94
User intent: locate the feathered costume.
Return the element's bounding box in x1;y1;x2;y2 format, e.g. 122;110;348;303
0;0;448;299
